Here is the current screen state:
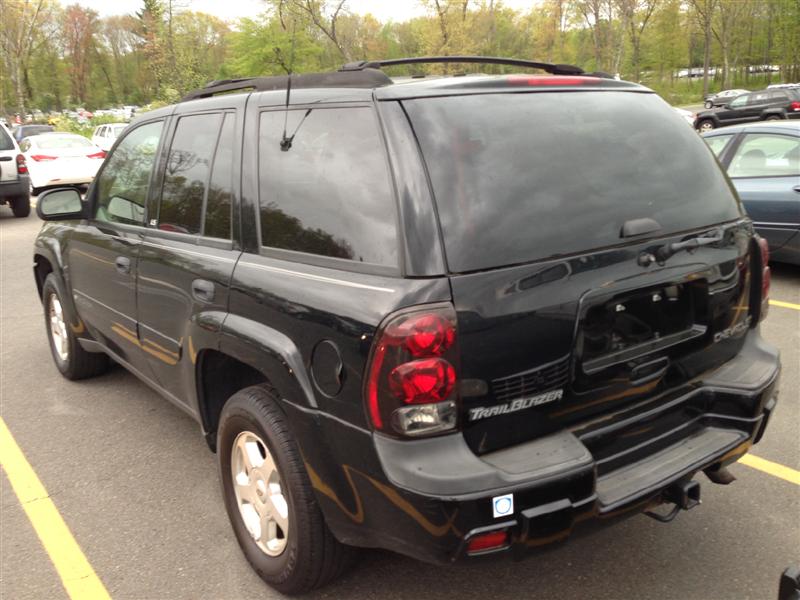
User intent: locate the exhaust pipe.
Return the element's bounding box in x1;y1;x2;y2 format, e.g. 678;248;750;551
645;480;701;522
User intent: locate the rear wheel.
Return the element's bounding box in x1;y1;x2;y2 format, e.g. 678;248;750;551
764;115;782;121
218;385;354;594
10;195;30;217
697;119;715;132
42;274;109;379
704;100;714;109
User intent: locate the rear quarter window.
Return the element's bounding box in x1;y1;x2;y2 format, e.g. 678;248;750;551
257;107;398;267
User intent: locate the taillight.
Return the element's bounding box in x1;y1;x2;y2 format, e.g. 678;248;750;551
790;101;800;111
15;154;27;174
30;154;57;161
87;151;106;159
365;304;459;437
758;236;770;319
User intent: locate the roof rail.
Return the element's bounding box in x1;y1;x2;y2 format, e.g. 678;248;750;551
339;56;585;76
181;69;393;102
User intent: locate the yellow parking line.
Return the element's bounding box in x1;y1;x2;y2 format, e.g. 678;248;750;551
739;454;800;486
0;418;111;600
770;299;800;311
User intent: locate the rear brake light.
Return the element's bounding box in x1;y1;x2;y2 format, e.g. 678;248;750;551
87;151;106;159
365;305;459;437
758;236;770;317
15;154;27;174
790;101;800;111
507;75;597;86
30;154;57;161
467;530;509;554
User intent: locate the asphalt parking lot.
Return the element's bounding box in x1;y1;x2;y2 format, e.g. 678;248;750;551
1;204;798;600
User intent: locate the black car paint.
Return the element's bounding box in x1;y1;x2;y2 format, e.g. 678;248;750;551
33;79;780;565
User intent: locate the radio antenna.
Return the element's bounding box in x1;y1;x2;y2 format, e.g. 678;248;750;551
280;20;298;151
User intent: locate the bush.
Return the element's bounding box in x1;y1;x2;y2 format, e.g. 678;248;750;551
51;114;126;139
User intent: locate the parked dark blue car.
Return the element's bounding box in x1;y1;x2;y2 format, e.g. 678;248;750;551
703;121;800;265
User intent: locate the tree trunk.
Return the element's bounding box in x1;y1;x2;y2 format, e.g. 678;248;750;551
702;23;711;97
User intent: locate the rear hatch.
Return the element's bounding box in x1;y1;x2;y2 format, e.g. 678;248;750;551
402;84;755;455
0;126;19;182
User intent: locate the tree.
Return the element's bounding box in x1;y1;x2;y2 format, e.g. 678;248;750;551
713;0;749;89
688;0;718;97
618;0;660;81
63;4;98;104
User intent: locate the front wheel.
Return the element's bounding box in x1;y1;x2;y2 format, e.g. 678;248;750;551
697;119;715;132
42;274;109;379
218;385;355;594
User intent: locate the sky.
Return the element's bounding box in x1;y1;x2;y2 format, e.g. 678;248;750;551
75;0;536;24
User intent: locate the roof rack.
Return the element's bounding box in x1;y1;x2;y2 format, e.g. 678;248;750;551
339;56;585;76
181;69;392;102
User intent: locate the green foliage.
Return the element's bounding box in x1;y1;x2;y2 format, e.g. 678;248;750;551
50;114;122;138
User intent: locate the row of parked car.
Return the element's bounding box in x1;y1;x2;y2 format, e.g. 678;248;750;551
0;121;128;216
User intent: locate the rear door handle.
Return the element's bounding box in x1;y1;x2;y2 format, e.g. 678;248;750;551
191;279;215;303
115;256;131;275
792;185;800;193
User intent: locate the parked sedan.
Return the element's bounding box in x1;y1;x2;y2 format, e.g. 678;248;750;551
11;124;54;143
704;88;748;109
703;121;800;264
19;133;105;195
91;123;127;152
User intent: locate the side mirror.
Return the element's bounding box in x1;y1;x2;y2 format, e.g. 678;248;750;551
35;188;86;221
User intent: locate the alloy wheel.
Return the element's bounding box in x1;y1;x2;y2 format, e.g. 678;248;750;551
230;431;290;557
48;293;69;361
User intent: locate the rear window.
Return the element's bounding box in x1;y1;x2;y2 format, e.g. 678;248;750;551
37;136;93;149
0;127;13;151
405;91;741;273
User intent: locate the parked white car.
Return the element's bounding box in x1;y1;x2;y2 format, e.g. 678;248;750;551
0;122;30;216
19;132;105;195
91;123;128;152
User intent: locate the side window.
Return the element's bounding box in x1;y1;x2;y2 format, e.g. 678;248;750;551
728;134;800;178
0;127;14;151
203;113;234;240
157;113;222;235
257;107;397;266
95;120;164;226
704;134;734;158
729;95;748;108
747;92;770;105
769;92;789;102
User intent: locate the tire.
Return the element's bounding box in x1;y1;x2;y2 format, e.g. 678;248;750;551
11;195;30;217
697;119;715;132
704;101;714;109
218;385;355;594
765;115;782;121
42;273;109;380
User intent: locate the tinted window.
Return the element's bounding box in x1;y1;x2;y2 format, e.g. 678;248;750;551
705;134;735;157
748;92;770;105
158;113;222;235
204;113;234;239
728;134;800;178
0;127;14;151
406;92;741;273
257;108;397;265
729;95;748;108
95;120;163;226
769;92;789;101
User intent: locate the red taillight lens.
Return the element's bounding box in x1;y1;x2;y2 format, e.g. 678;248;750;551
87;151;106;159
390;358;456;404
790;101;800;111
365;304;459;437
30;154;57;161
15;154;27;174
507;75;597;86
466;530;509;554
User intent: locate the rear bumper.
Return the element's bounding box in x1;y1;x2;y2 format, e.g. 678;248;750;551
369;330;780;564
0;177;29;200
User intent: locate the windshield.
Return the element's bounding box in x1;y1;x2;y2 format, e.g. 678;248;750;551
36;135;93;149
404;91;741;273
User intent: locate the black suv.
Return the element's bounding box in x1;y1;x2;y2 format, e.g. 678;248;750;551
695;87;800;131
33;57;780;594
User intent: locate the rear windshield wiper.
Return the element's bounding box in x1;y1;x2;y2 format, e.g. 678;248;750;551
653;227;725;263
